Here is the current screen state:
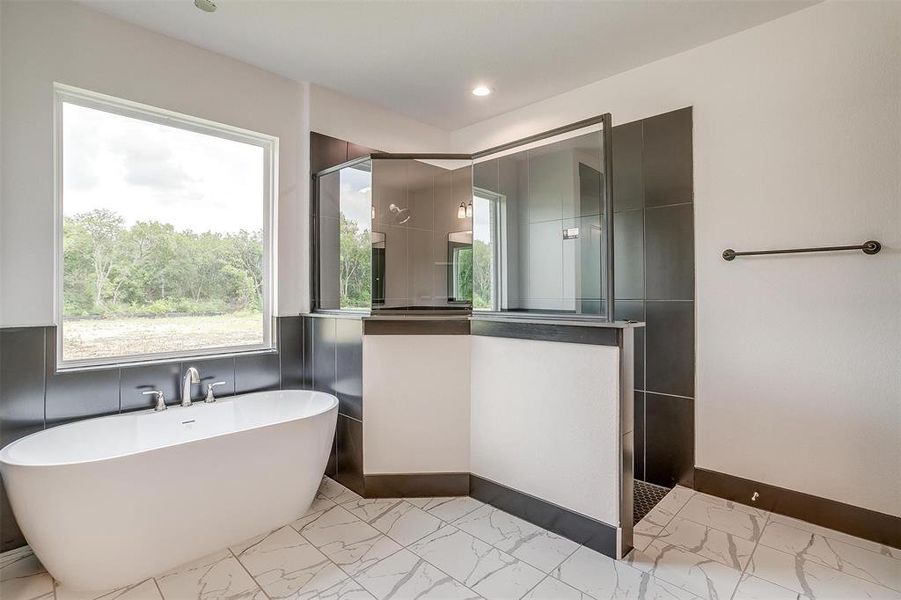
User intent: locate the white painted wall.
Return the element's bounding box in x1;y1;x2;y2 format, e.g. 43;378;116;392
470;336;621;525
310;84;449;154
0;0;308;324
454;2;901;517
362;335;471;474
0;2;455;324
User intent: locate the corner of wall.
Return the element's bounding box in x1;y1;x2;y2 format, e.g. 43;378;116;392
308;84;451;154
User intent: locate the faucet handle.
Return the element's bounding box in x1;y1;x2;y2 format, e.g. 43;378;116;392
205;381;226;403
142;389;167;412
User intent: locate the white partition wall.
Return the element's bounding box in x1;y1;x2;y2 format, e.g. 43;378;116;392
470;335;621;526
360;323;631;553
362;334;471;474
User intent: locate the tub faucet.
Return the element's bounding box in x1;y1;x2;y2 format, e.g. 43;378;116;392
142;390;167;412
182;367;200;407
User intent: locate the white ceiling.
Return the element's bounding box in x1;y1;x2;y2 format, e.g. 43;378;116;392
78;0;816;130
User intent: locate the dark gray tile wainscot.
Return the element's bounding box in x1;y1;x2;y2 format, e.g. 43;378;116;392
0;316;304;552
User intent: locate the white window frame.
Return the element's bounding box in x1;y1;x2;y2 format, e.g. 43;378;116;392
53;83;278;370
472;187;506;311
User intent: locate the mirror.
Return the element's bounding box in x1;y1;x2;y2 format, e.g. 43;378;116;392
371;158;473;312
472;128;608;317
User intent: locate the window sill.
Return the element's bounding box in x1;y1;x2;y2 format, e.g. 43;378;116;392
55;346;278;374
305;310;370;320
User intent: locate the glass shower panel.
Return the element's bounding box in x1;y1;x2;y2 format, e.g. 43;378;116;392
371;158;473;312
472;127;609;318
316;159;373;311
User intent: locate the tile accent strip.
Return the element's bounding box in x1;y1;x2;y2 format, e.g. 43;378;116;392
695;467;901;548
618;328;635;557
362;319;471;336
470;319;619;346
364;473;471;498
469;474;618;559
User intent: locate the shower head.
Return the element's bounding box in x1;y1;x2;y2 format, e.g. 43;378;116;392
194;0;217;12
388;203;412;225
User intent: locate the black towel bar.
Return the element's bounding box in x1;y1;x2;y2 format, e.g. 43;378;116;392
722;241;881;261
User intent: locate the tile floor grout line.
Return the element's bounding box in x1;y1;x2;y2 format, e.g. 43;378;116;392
557;541;584;570
648;488;692;536
628;488;745;599
664;512;765;547
727;512;771;600
664;496;901;599
517;573;549;600
410;548;485;598
553;563;606;600
22;486;897;600
152;576;166;600
428;498;485;524
630;488;687;553
446;505;580;576
757;532;901;583
663;491;770;548
228;546;272;600
357;537;482;599
763;515;901;562
741;531;901;597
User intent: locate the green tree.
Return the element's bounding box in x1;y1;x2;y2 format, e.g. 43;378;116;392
339;214;371;309
72;209;124;308
472;239;492;309
62;209;265;318
62;217;96;314
455;247;473;302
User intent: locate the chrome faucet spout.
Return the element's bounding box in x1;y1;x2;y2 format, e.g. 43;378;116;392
182;367;200;407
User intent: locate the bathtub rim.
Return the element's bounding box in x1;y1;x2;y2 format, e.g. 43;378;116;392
0;389;338;468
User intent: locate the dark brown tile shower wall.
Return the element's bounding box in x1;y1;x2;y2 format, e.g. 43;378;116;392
309;132;372;495
0;316;303;552
613;107;695;488
302;315;364;494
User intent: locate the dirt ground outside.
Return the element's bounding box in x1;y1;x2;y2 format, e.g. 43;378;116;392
62;312;265;361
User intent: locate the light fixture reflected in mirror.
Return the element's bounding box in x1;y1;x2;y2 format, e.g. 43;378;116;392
457;202;466;219
465;201;473;218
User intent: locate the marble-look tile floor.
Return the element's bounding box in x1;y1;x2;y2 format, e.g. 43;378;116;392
2;479;899;600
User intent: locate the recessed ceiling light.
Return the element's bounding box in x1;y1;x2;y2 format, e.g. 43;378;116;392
472;86;492;97
194;0;217;12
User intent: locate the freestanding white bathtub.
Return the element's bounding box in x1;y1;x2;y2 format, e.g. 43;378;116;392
0;389;338;591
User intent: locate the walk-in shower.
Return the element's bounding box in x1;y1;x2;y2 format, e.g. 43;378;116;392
312;114;615;321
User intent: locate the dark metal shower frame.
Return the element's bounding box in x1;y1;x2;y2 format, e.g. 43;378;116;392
310;155;373;314
311;113;615;322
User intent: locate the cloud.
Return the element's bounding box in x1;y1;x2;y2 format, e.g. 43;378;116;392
109;127;194;190
62;104;103;191
63;100;264;234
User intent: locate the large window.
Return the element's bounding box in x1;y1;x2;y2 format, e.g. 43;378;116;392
55;85;276;367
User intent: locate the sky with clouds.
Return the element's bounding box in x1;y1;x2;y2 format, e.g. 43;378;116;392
339;166;371;232
63;102;487;246
63;103;264;234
